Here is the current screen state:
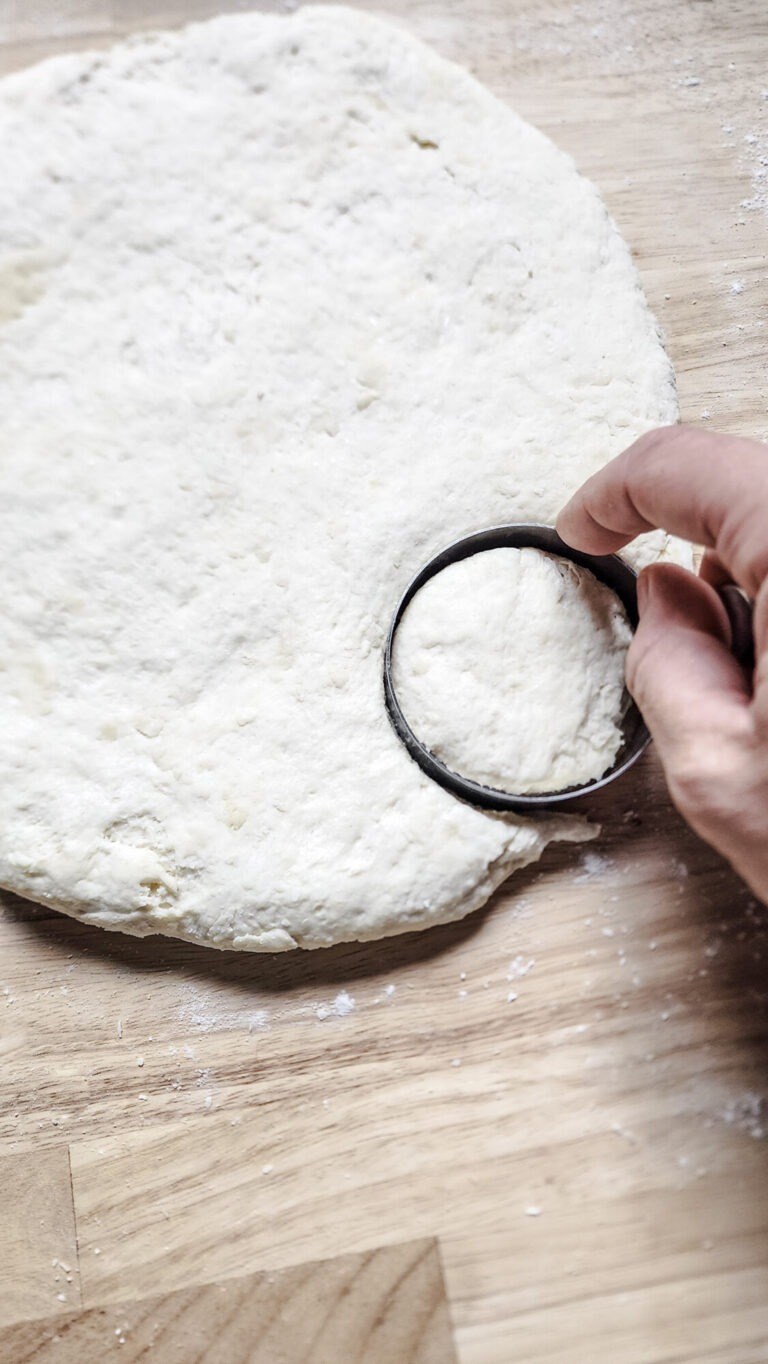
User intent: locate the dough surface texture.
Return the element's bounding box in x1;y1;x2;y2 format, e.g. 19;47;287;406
392;548;633;795
0;7;684;950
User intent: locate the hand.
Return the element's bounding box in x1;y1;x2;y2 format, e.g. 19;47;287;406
556;425;768;902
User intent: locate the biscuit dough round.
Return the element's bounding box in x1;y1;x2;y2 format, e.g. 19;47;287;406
0;8;685;950
392;548;633;795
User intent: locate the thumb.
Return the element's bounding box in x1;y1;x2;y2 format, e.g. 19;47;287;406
627;563;751;766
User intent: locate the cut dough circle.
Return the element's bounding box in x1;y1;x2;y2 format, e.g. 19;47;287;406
391;547;633;796
0;7;686;950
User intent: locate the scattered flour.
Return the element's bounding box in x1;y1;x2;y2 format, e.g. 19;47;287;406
721;1092;765;1140
333;989;355;1016
316;989;355;1020
176;983;271;1034
507;955;535;981
574;851;615;883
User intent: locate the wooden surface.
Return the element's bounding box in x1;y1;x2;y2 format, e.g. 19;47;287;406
1;2;768;1362
0;1147;81;1327
0;1238;454;1363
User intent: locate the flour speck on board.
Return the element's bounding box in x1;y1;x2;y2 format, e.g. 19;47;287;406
720;1091;766;1139
507;955;535;981
176;982;271;1034
176;986;228;1032
574;851;615;883
737;125;768;216
317;989;356;1020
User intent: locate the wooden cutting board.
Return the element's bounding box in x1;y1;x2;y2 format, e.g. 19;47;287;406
1;3;768;1361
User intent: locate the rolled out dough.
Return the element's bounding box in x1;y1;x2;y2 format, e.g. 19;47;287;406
392;548;633;795
0;7;685;951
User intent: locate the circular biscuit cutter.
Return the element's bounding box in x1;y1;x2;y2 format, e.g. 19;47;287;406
383;524;648;814
384;525;755;814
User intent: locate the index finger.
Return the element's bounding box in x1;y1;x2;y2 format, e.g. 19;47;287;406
556;426;768;597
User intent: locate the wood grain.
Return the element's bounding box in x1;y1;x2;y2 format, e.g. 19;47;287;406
0;1147;81;1327
0;1239;455;1363
0;3;767;1363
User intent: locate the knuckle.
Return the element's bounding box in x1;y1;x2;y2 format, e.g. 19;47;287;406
625;425;678;483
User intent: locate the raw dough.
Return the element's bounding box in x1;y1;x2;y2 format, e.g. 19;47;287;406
0;8;686;951
392;548;633;794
